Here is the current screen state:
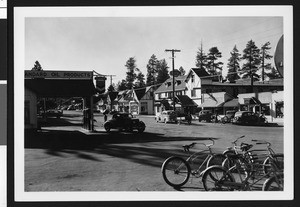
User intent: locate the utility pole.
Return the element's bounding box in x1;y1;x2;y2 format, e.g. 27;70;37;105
165;49;181;111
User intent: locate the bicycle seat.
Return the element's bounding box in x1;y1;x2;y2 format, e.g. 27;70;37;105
182;142;196;152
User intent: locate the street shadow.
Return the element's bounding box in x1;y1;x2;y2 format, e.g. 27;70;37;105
38;117;82;127
25;129;220;167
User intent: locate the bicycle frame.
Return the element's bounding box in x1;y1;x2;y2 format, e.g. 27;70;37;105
220;155;283;191
186;147;213;177
183;139;218;177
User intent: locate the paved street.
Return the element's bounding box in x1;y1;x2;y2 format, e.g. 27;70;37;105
25;111;284;192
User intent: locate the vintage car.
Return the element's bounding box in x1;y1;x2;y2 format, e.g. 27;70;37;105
40;109;63;118
221;110;237;123
155;110;178;123
103;112;145;133
232;111;259;125
198;110;213;122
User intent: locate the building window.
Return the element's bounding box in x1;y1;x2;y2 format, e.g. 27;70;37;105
158;93;161;99
165;92;168;97
191;74;195;83
191;89;196;97
176;91;182;96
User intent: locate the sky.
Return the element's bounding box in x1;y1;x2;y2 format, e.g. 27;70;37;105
25;16;283;85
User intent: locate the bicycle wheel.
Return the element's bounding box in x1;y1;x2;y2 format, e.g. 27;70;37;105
206;153;226;168
222;150;236;170
263;154;284;175
202;166;235;191
161;156;191;188
263;173;284;191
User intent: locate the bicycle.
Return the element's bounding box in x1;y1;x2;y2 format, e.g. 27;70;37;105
161;138;226;188
250;139;284;176
221;135;253;171
202;148;283;191
222;137;283;177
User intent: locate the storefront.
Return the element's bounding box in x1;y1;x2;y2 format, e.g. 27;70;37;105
238;91;284;122
25;70;97;131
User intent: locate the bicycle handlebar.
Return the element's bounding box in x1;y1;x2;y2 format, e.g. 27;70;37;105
232;135;245;144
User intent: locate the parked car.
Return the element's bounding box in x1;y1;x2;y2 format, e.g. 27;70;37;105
40;109;63;118
232;111;259;125
103;112;145;133
198;110;213;122
221;110;237;124
156;110;178;123
176;112;192;125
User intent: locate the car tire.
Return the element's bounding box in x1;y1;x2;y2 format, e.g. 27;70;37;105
104;123;111;132
137;121;145;133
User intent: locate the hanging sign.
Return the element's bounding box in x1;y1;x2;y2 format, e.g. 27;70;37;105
25;70;93;79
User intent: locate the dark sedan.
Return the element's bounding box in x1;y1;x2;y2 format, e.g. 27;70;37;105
103;112;145;133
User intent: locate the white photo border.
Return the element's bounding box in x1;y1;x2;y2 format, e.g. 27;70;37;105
14;6;293;201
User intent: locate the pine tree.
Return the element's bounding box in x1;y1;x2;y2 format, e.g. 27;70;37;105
107;84;115;92
195;43;207;70
146;54;159;86
226;45;241;82
178;66;186;75
207;47;223;81
125;57;138;89
241;40;261;81
135;72;146;88
260;42;273;82
266;66;282;79
156;59;170;84
32;60;43;71
117;79;127;91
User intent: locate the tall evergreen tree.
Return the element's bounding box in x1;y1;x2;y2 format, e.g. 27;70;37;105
266;66;282;79
260;42;273;82
156;59;170;84
241;40;261;81
32;60;43;71
146;54;159;86
135;72;146;88
125;57;138;89
178;66;186;76
226;45;241;82
117;79;127;91
207;47;223;80
107;84;115;92
195;43;207;70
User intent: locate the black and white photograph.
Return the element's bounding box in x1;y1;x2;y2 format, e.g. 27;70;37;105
13;5;293;202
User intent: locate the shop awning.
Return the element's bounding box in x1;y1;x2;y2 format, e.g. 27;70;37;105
176;95;197;107
199;99;224;108
25;79;96;97
244;97;261;105
223;99;239;107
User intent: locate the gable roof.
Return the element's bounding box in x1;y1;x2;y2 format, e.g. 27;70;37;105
134;88;147;100
154;75;187;93
191;68;210;78
108;91;119;101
